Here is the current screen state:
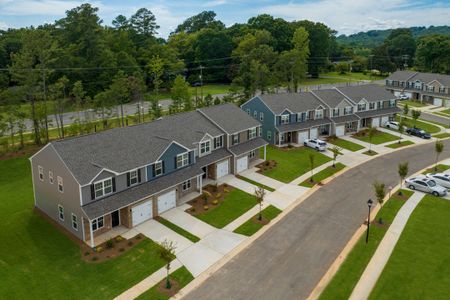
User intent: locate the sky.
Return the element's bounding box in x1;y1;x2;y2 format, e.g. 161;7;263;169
0;0;449;37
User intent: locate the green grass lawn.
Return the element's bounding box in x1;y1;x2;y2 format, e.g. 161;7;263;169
233;205;282;236
321;71;385;81
328;137;365;151
353;130;400;145
155;217;200;243
436;108;450;116
398;100;427;107
0;157;171;299
369;196;450;300
319;190;413;300
135;266;194;300
299;163;345;188
385;140;414;149
194;188;256;228
421;164;450;174
236;175;275;192
261;146;332;183
396;116;441;133
433;132;450;139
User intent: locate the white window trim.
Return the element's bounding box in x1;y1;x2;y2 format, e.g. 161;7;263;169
38;166;44;181
49;171;54;184
71;213;78;231
154;161;163;177
260;112;264;121
129;169;139;186
249;150;256;159
92;216;104;232
280;114;289;124
246;108;250;115
58;205;64;221
232;134;239;145
182;179;191;191
315;109;324;119
200;140;211;156
253;111;258;118
177;152;189;168
214;136;223;149
57;176;64;193
249;127;257;139
94;177;113;199
267;131;272;140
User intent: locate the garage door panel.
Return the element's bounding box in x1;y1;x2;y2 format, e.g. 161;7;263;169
310;128;318;139
381;116;389;126
372;117;380;127
298;131;309;143
158;190;176;214
335;125;345;137
216;159;229;179
132;200;153;227
236;156;248;173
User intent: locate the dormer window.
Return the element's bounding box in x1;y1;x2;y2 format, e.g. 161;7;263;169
369;102;375;110
298;112;308;122
94;178;113;198
200;140;211;156
344;106;353;115
176;152;189;168
439;87;445;93
280;115;289;124
315;109;324;119
249;127;257;139
357;103;366;112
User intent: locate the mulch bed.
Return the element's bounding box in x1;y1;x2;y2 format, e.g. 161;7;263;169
395;193;410;201
186;184;234;215
256;160;277;173
157;278;181;297
81;234;145;263
251;216;270;225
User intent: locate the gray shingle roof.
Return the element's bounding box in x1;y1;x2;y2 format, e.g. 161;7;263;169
196;148;232;167
198;103;261;134
355;107;401;118
52;110;224;185
331;115;360;124
336;84;396;103
82;164;203;219
387;71;450;86
386;70;417;82
276;118;332;132
311;89;354;107
228;137;268;156
257;92;325;115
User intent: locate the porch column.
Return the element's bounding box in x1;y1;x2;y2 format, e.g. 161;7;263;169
199;175;203;193
278;133;281;147
89;219;94;248
263;145;267;161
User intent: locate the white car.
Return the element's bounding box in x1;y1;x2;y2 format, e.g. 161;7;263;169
304;138;327;151
398;94;409;100
384;121;401;130
405;176;447;196
426;173;450;189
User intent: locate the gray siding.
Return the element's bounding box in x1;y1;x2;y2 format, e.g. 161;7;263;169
242;97;277;144
31;145;85;240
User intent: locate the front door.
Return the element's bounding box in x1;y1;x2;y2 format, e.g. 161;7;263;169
202;166;207;179
111;210;120;227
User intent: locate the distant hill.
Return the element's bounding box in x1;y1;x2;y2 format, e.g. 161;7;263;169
336;26;450;48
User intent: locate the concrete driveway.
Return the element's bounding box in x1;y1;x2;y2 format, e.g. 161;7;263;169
182;140;450;300
161;206;216;239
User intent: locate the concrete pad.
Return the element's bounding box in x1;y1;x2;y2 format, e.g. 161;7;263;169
121;228;139;240
239;168;284;189
217;175;260;194
278;184;309;198
200;229;247;255
134;219;193;254
176;243;224;277
161;208;216;239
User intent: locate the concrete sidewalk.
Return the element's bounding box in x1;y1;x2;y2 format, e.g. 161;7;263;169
239;167;285;190
349;192;425;300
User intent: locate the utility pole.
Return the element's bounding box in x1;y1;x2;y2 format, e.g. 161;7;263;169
402;54;409;70
199;65;204;104
42;68;49;143
369;55;374;80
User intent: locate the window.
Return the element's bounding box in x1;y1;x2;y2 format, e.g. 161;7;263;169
260;112;264;121
258;127;262;137
246;108;250;115
214;136;223;149
253;111;258;118
280;133;285;142
280;114;289;124
298;112;308;122
182;180;191;191
439;87;445;93
154;161;163;177
427;86;434;92
377;101;382;109
92;216;104;231
249;127;257;139
71;214;78;231
129;169;138;186
315;109;324;119
94;178;113;198
249;150;256;159
389;99;396;107
267;131;272;140
344;106;353;115
176;152;189;168
369;102;375;110
332;108;339;117
200;140;211;155
38;166;44;181
232;134;239;145
57;176;63;193
49;171;54;184
357;103;366;111
58;205;64;221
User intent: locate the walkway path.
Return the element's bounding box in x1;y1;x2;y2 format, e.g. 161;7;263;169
349;192;425;300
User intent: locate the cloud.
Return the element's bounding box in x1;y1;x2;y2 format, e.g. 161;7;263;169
202;0;228;7
1;0;103;16
0;21;8;30
259;0;450;35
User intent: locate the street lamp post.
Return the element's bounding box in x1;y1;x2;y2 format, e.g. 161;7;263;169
366;198;373;244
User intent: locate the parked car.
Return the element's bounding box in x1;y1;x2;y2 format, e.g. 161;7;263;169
406;127;431;139
384;121;401;130
398;94;409;100
304;138;327;151
426;173;450;189
405;177;447;196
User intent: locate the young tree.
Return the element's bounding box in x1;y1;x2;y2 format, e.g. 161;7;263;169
254;187;266;221
398;162;408;195
373;181;386;207
435;140;444;171
308;152;315;182
398;120;405;143
204;94;213;107
336;62;349;74
72;81;86;124
109;71;130;127
50;76;69;138
411;109;421;127
171;75;191;112
367;126;377;153
329;145;342;168
403;103;409;117
158;240;176;289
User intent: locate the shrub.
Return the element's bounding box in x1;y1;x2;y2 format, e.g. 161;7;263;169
136;235;142;240
215;193;221;198
106;239;114;249
84;251;90;256
224;188;229;193
223;183;228;188
115;236;124;242
212;183;218;193
212;199;219;205
119;248;125;252
203;205;209;210
92;256;98;261
95;246;104;253
128;241;133;246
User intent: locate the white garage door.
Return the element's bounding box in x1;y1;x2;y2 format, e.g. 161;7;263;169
310;127;318;139
132;200;153;226
216;159;229;179
236;156;248;173
404;92;412;98
434;98;442;106
298;131;309;143
381;116;389;126
335;125;345;137
157;190;176;214
394;91;401;97
371;117;380;127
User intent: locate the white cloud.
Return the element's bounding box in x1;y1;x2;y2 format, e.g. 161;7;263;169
259;0;450;35
202;0;228;7
0;21;8;30
1;0;103;16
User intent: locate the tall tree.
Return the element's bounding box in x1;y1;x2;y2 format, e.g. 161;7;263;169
398;162;408;195
435;140;444;171
415;34;450;73
247;14;294;52
130;8;159;37
170;75;191;112
175;11;225;34
109;71;130;126
385;28;416;69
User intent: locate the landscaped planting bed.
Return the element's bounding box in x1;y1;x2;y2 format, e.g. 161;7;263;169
362;150;378;156
385;140;414;149
233;205;282;236
299;163;346;188
433;133;450;139
421;164;450;174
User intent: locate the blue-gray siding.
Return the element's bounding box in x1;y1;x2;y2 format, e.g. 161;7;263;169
242;97;277;144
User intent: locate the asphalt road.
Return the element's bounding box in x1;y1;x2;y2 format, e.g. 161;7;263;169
419;111;450;127
183;140;450;300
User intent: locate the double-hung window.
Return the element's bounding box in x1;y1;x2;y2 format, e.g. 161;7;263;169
177;152;189;168
389;99;396;107
439;87;445;93
315;109;324;119
94;178;113;198
232;134;239;145
267;131;272;140
92;216;104;231
249;150;256;159
129;169;138;186
71;214;78;231
58;205;64;221
57;176;64;193
357;103;366;112
182;180;191;191
253;111;258;118
214;136;223;149
200;140;211;156
260;112;264;121
246;108;250;115
298;112;307;122
369;102;375;110
249;127;257;139
49;171;54;184
332;108;339;117
38;166;44;181
344;106;353;115
280;115;289;124
154;161;163;177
